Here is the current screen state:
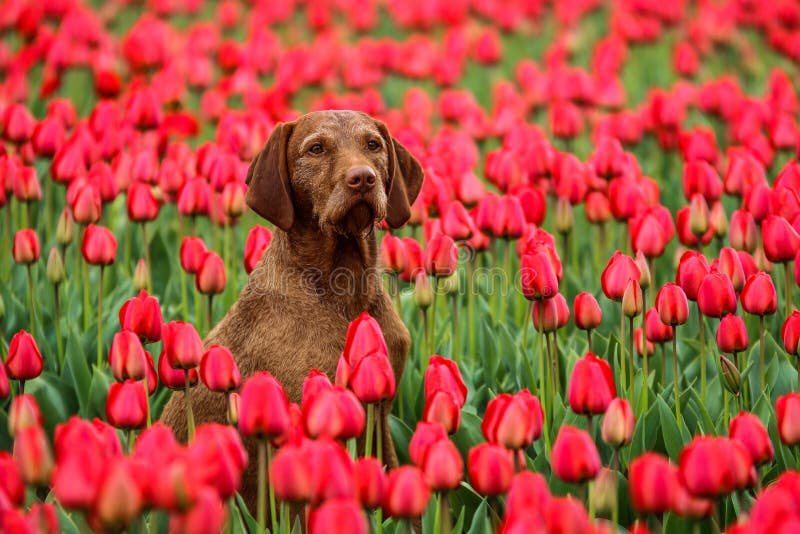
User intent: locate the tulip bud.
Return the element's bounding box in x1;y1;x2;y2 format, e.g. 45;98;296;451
6;330;44;381
199;345;241;392
568;352;617;415
554;197;574;235
421;438;463;492
634;251;651;290
551;426;601;484
467;443;514;496
440;272;459;295
82;225;117;266
716;315;748;354
729;210;757;252
46;247;65;284
601;251;641;302
710;202;728;238
629;453;679;515
106;380;149;430
679;436;754;497
384;466;431;519
592;468;618;515
56;208;74;246
13;229;40;264
776;393;800;446
133;259;149;291
601;398;635;448
688;193;710;236
740;272;777;316
573;292;602;330
196;252;226;295
227;392;240;425
310;499;368;534
719;355;741;396
413;271;433;309
8;394;43;437
354;457;385;509
622;278;643;317
162;321;203;369
13;425;53;487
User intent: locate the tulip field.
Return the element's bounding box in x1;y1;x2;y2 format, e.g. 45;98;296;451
5;0;800;532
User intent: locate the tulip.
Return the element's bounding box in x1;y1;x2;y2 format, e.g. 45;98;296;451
422;390;461;434
0;361;9;400
551;426;601;484
348;350;396;404
108;331;149;383
763;214;800;314
697;272;737;318
782;310;800;357
622;278;643;318
309;498;368;534
409;422;449;467
467;443;514;496
269;444;312;504
568;353;616;432
717;315;749;356
628;453;680;515
574;292;602;351
730;412;774;467
6;330;43;390
180;237;208;274
106;379;149;430
520;251;559;301
679;436;755;498
56;207;74;248
645;309;673;345
481;390;543;453
303;386;365;440
93;458;144;532
383;465;431;522
729;209;758;252
158;351;198;390
741;272;778;390
163;322;206;438
676;250;710;301
13;425;53;487
199;345;241;393
8;393;43;437
119;290;163;344
421;438;463;492
169;487;227;534
601;251;641;302
442;201;474;241
602;398;635;449
776;393;800;446
424;355;467;407
2;104;35;145
0;451;25;508
13;229;40;334
244;225;272;274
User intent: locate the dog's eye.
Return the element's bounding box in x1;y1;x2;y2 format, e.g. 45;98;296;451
367;139;380;151
309;143;324;155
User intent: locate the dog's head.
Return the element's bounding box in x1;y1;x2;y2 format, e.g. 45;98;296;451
245;110;424;235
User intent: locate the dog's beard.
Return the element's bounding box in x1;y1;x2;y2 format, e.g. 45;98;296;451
322;191;387;237
343;202;376;235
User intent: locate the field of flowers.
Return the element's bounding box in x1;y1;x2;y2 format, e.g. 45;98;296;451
2;0;800;532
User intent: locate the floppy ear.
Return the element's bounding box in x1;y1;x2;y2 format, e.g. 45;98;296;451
245;121;296;232
375;121;425;229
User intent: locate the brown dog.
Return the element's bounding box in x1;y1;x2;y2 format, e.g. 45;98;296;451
161;110;424;509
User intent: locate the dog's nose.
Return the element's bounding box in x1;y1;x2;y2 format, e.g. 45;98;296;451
345;166;377;193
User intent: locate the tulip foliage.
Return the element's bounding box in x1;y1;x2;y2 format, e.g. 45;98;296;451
4;1;800;533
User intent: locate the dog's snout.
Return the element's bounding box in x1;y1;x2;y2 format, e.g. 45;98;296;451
345;165;377;193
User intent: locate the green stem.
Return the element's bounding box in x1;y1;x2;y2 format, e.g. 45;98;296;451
430;276;440;354
141;223;150;291
759;315;766;391
180;269;189;321
421;309;429;373
127;429;135;455
206;294;213;335
438;493;451;534
185;371;195;442
257;441;266;532
786;262;794;316
376;406;383;465
539;303;551;455
54;284;63;372
699;310;706;405
26;264;35;337
451;293;460;361
194;287;202;328
82;252;90;330
629;316;635;402
620;310;627;394
587;329;593;354
365;403;375;458
268;442;278;534
281;501;290;534
523;300;533;355
673;332;682;432
501;240;511;324
96;267;104;368
467;257;476;357
545;330;555;425
723;389;729;429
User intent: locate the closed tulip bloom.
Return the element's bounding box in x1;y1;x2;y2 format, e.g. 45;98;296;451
56;208;74;247
601;251;641;301
303;386;365;440
424;234;458;277
551;426;601;484
573;292;602;330
741;272;777;316
106;380;148;430
162;321;204;370
2;104;35;144
238;372;291;440
348;350;396;403
655;283;689;326
158;352;198;390
467;443;514;496
422;390;461;434
729;210;758;252
763;215;800;263
676;250;710;301
520;251;559;300
243;225;272;274
688;193;710;236
424;355;467;407
82;225;117;266
108;331;148;381
568;352;617;415
0;362;9;399
409;422;449;466
8;394;43;437
492;195;526;239
729;412;774;466
71;184;102;225
195;252;226;294
442;201;474;241
269;444;311;503
602;398;635;448
222;181;246;218
180;237;208;274
12;229;40;264
717;247;746;292
622;278;643;317
505;471;551;519
119;290;163;343
13;166;41;202
32;117;65;157
353;457;385;509
776;393;800;446
13;425;53;487
679;436;754;498
481;390;543;449
628;453;680;515
309;498;367;534
421;438;463;492
94;458;144;532
177;178;211;217
697;273;737;318
717;315;749;354
0;451;25;507
127;182;160;223
782;311;800;355
380;234;406;274
646;309;674;343
6;330;44;380
384;466;431;518
46;247;65;285
199;345;241;392
169;487;227;534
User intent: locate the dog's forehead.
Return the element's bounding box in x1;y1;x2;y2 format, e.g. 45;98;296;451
293;110;380;140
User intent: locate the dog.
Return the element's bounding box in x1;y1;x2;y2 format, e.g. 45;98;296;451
161;110;424;511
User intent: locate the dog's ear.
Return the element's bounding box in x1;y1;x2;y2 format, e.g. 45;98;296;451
245;121;296;232
375;121;424;229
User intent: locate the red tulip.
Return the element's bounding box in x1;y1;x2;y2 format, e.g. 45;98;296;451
776;393;800;446
337;312;390;385
481;390;543;449
679;436;755;498
628;453;680;515
531;292;570;332
177;178;211;217
505;471;551;520
199;345;241;392
180;237;208;274
169;487;227;534
645;309;673;344
520;251;559;300
106;380;148;430
32;117;66;157
221;181;246;218
269;444;312;503
238;372;291;441
93;457;144;531
655;283;689;326
6;330;44;381
126;86;163;130
158;352;198;390
8;394;43;437
729;412;774;466
622;278;644;317
119;290;163;343
424;355;467;406
585;191;612;224
568;352;617;416
421;438;463;492
162;321;204;370
243;225;272;274
71;184;102;225
195;252;226;294
573;292;602;330
409;422;449;466
676;250;710;301
127;182;160;222
303;385;365;440
601;398;635;448
492;195;526;239
348;350;396;403
82;225;117;266
601;251;641;301
551;426;601;484
12;229;40;264
351;456;385;510
763;215;800;263
717;315;749;354
0;451;25;508
309;498;367;534
424;233;458;277
0;362;9;399
13;166;41;202
13;425;53;487
383;466;431;519
442;201;474;241
741;272;777;316
729;209;758;252
380;234;406;274
2;104;35;144
108;331;149;381
422;389;461;434
697;272;737;318
591;137;626;179
467;443;514;496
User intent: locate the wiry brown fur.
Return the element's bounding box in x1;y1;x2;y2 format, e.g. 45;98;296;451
160;111;424;513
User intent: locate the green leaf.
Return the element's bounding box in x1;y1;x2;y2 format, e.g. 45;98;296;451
465;498;490;534
389;415;414;466
657;395;685;460
26;372;79;435
234;493;260;534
